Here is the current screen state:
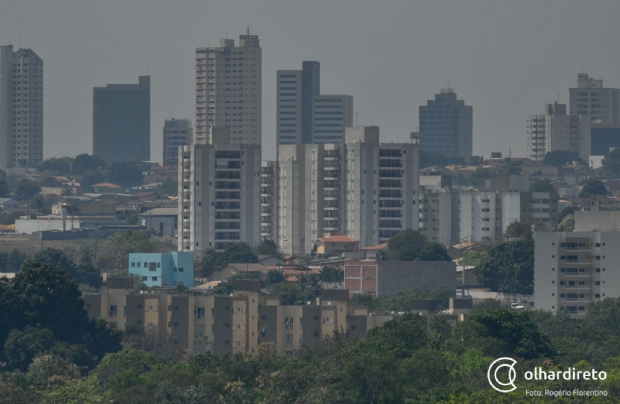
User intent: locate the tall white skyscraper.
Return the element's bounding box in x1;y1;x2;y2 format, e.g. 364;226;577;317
0;45;43;168
196;33;262;146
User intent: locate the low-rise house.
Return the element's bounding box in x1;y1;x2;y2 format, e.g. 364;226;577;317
316;234;360;256
128;252;195;288
92;182;123;193
0;198;20;211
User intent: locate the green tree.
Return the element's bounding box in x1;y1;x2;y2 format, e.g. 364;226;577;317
0;179;9;197
475;239;534;294
602;148;620;176
504;220;532;240
470;155;484;165
104;231;159;271
81;171;105;191
416;242;451;261
200;248;227;276
73;153;106;175
254;239;279;256
0;248;28;272
108;162;143;187
34;248;102;288
224;242;259;263
86;318;123;362
578;177;608;198
454;308;556;360
458;250;488;267
266;269;286;285
555;214;575;231
10;261;89;344
529;178;556;193
3;326;55;371
471;298;504;314
154;179;178;197
543;150;583;167
40;176;63;187
14;179;41;201
319;265;344;283
29;194;46;212
388;229;428;261
557;206;579;223
38;157;74;174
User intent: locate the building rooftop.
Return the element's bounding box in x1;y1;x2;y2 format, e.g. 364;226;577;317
361;242;389;251
318;234;360;243
91;182;122;189
139;207;178;216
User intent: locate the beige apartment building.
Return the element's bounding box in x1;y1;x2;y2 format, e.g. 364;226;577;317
526;102;591;161
195;33;261;146
84;280;394;356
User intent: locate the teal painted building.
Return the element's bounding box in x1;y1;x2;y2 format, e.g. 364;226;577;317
128;252;194;287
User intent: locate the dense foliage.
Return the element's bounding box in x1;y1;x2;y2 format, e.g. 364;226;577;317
387;229;451;261
543;150;584;167
475;239;534;294
200;243;259;276
529;178;557;193
578;177;608;198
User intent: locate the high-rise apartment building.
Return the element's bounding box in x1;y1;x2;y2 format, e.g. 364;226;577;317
535;229;620;318
260;161;277;242
276;61;319;145
419;88;472;159
163;119;192;167
569;73;620;123
0;45;43;168
525;102;591;162
178;129;261;257
196;33;261;146
419;175;459;245
276;61;352;146
276;126;420;255
93;76;150;163
459;191;501;242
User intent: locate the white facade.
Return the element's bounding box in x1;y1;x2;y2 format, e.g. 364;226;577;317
459;191;501;242
569;73;620;123
526;102;591;161
0;45;43;168
178;135;261;257
276;126;420;255
196;34;261;146
535;231;620;318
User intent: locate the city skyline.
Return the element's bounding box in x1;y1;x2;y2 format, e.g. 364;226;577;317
2;1;620;163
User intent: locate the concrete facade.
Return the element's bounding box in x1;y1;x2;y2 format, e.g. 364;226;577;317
128;252;194;288
535;231;620;318
526;102;591;161
163;118;192;167
0;45;43;168
570;73;620;124
196;34;261;146
85;281;393;356
459;191;501;242
344;260;456;297
419;175;459;245
311;95;353;144
276;126;420;255
178;133;261;256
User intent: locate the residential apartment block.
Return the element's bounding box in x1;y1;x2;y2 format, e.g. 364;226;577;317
419;174;459;245
276;61;353;146
419;87;472;159
178;129;261;257
93;76;150;163
459;191;501;242
163;119;192;167
276;126;420;255
260;161;277;242
535;231;620;318
569;73;620;123
0;45;43;168
525;102;591;161
196;33;261;146
84;280;393;356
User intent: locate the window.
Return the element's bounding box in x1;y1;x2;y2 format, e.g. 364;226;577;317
286;333;293;345
596;281;601;285
285;317;293;329
197;308;205;319
596;294;601;298
149;263;157;271
142;276;147;281
109;305;118;318
299;317;303;329
178;267;184;272
131;262;135;268
157;262;161;268
152;277;158;281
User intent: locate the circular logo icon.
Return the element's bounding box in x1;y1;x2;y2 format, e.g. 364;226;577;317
487;357;517;393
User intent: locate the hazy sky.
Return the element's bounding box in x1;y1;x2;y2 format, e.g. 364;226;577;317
2;0;620;163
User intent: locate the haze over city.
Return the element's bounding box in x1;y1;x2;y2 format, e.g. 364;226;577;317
2;0;620;162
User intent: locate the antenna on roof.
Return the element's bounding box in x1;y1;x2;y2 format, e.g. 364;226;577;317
19;35;21;48
246;25;250;35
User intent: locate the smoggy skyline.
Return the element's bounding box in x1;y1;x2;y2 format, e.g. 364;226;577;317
2;0;620;163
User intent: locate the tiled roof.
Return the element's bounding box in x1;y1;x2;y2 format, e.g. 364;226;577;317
92;182;122;189
361;242;389;251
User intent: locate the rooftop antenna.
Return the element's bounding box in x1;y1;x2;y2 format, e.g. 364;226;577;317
247;25;250;35
19;35;21;48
